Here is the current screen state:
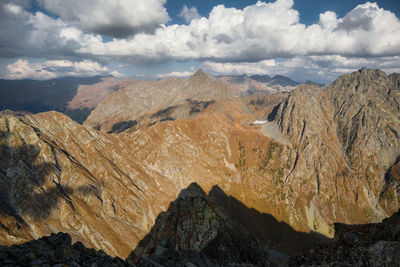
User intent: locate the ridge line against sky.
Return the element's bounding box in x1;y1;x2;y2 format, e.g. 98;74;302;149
0;0;399;83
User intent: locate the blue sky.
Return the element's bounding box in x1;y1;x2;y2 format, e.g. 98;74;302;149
165;0;400;25
0;0;399;83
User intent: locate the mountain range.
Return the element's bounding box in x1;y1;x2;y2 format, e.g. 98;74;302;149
0;72;323;125
0;76;135;124
0;68;399;265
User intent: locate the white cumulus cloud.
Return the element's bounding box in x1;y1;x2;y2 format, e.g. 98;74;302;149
156;71;194;78
202;55;400;83
6;59;109;79
203;60;275;75
74;0;400;62
178;5;201;23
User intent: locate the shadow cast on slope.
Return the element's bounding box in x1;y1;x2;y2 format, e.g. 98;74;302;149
130;183;329;265
0;129;100;222
209;185;328;254
0;76;104;123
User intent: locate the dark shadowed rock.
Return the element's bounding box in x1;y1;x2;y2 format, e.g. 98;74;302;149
0;232;130;266
291;209;400;266
128;183;287;266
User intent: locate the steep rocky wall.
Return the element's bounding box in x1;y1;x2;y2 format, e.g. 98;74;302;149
270;69;400;236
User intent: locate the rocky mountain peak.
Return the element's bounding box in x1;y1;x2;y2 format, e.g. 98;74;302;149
264;68;400;237
270;74;299;87
330;68;390;99
177;182;207;199
249;74;272;83
189;68;209;81
358;67;387;76
327;68;399;161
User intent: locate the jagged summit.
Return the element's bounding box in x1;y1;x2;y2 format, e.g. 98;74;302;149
190;68;208;78
177;182;207;199
358;67;385;73
330;68;392;94
187;68;211;83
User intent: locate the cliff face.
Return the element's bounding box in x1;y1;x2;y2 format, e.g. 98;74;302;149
328;69;400;215
0;69;399;260
267;69;400;236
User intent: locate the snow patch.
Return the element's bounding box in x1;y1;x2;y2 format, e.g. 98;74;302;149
259;121;291;146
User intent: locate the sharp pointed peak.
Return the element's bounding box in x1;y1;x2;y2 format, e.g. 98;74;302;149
192;68;207;77
178;183;207;200
187;68;211;82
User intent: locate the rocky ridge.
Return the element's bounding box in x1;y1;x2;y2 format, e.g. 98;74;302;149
84;69;233;133
217;73;324;97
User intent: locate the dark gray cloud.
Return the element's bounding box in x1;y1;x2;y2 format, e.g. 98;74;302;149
0;2;82;59
37;0;169;38
0;4;30;57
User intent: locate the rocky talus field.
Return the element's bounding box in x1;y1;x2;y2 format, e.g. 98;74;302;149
0;68;399;265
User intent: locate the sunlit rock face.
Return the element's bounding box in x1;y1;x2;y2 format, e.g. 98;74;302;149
270;69;400;236
0;69;399;260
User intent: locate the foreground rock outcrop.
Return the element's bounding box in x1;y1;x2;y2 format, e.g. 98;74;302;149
0;232;128;266
128;183;280;266
291;208;400;266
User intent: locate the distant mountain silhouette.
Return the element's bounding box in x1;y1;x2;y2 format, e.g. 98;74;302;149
0;76;105;123
269;75;299;87
250;74;272;83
